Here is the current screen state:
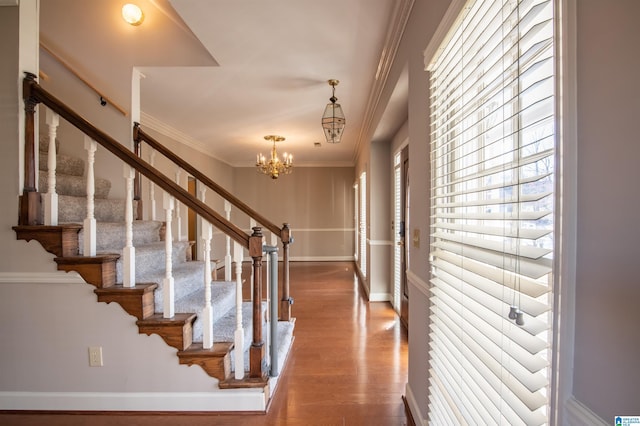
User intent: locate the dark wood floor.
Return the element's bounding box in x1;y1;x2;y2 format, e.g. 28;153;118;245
0;261;409;425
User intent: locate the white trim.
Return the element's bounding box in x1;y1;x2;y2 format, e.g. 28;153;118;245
0;390;267;412
0;272;85;284
564;396;607;426
354;0;415;161
423;0;467;70
285;228;355;233
290;256;355;262
406;270;429;299
368;239;393;246
368;292;391;302
140;111;230;166
405;382;428;426
551;0;578;423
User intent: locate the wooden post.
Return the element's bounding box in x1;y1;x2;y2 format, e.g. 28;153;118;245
280;223;292;321
20;73;41;226
249;227;264;379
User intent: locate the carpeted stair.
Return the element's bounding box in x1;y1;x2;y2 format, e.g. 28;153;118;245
38;135;294;377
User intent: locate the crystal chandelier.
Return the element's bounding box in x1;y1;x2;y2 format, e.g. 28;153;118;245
321;79;346;144
256;135;293;179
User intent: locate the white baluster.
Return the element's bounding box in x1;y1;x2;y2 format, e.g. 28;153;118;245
198;184;207;262
123;165;136;288
174;168;183;241
224;200;232;281
163;192;175;318
83;136;97;256
233;241;245;379
44;109;59;226
148;149;156;221
202;220;213;349
199;186;215;347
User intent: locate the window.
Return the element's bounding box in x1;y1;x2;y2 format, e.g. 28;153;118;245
427;0;556;424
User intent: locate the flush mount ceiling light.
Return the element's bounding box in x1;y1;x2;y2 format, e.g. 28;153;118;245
122;3;145;26
256;135;293;179
321;79;346;144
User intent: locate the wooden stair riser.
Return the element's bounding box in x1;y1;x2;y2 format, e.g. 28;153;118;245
137;313;196;351
94;283;157;320
13;224;81;257
178;342;233;381
55;254;119;288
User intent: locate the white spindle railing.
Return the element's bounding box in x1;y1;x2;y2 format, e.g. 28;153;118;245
44;108;59;226
148;149;156;221
83;136;97;256
200;185;214;348
123;164;136;287
163;192;175;318
224;200;232;281
233;240;244;379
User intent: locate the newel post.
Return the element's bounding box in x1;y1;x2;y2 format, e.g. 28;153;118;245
280;223;292;321
249;226;265;379
20;73;41;225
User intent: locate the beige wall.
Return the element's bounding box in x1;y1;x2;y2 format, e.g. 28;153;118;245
573;0;640;420
232;166;355;260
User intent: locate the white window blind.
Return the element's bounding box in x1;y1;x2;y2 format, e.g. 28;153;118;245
359;172;367;277
354;183;359;262
427;0;555;424
394;153;402;312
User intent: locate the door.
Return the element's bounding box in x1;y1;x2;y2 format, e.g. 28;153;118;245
399;146;409;329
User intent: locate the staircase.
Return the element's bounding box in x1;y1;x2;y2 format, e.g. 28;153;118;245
14;132;294;387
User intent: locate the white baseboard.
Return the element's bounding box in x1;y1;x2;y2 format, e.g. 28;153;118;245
405;383;427;426
565;395;607;426
0;390;267;412
0;272;85;285
369;292;391;302
289;256;355;262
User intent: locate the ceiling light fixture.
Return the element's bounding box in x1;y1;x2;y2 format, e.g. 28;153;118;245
321;79;346;144
256;135;293;179
122;4;145;26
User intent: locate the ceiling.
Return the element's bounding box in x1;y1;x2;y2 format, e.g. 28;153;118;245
39;0;410;167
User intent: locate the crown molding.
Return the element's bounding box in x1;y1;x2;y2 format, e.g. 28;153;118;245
353;0;415;162
139;111;231;167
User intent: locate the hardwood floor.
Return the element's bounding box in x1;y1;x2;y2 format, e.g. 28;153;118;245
0;261;409;426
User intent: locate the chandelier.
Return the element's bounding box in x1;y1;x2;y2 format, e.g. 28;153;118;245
321;79;346;144
256;135;293;179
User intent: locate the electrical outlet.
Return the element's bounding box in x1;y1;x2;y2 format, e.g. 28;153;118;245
88;346;103;367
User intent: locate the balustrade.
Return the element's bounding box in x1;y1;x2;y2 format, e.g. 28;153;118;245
21;75;286;384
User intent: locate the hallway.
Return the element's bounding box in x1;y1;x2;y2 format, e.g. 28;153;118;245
0;261;409;425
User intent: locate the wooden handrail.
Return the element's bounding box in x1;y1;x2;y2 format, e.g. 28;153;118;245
133;123;283;239
40;40;128;117
22;73;249;248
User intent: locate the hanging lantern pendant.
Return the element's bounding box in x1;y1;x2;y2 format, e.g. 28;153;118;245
322;79;346;144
